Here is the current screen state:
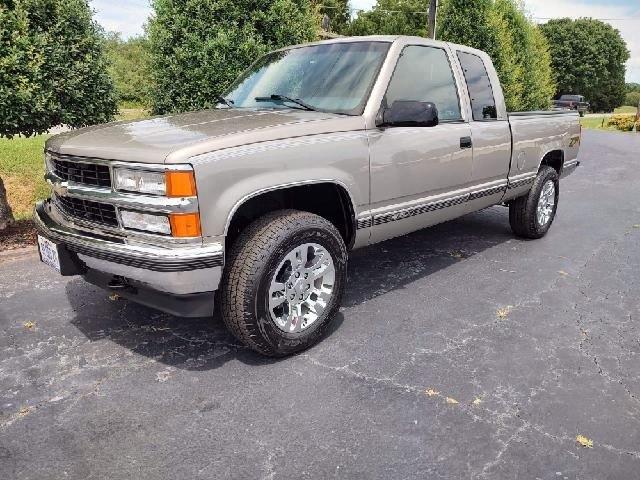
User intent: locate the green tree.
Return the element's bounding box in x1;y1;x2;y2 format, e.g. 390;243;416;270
625;91;640;108
439;0;553;111
104;33;152;107
349;0;554;111
625;82;640;106
148;0;318;115
314;0;351;34
488;0;554;111
540;18;629;112
437;0;498;59
0;0;117;229
349;0;429;37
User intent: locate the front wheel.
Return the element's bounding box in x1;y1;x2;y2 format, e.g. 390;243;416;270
509;166;559;239
221;210;348;356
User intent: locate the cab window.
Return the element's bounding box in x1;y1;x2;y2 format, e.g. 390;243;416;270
385;45;462;122
457;51;498;120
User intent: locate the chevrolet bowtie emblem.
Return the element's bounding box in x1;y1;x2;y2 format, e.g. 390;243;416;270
52;182;69;196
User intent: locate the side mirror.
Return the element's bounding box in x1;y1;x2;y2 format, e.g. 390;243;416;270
376;101;439;128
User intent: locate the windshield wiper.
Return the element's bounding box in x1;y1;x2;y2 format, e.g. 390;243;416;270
216;95;235;108
255;94;317;112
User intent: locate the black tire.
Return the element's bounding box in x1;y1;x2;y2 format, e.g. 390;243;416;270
221;209;348;357
509;166;559;239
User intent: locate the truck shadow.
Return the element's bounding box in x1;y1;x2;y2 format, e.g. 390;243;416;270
66;206;514;370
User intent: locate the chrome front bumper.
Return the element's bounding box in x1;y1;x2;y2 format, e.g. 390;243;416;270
34;200;224;296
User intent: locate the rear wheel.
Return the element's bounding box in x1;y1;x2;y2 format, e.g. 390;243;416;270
509;166;559;239
221;210;347;356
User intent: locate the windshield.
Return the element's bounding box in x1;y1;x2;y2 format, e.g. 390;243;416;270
224;42;390;115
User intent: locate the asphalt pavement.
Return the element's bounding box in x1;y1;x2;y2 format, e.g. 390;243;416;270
1;130;639;479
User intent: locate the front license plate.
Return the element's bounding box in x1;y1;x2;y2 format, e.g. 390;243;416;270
37;235;61;273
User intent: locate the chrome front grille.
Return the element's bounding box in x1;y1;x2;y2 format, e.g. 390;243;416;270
54;194;118;227
51;156;111;188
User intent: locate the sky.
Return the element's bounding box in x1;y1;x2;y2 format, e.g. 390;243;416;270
91;0;640;82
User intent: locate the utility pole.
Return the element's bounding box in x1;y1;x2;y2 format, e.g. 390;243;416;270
427;0;438;39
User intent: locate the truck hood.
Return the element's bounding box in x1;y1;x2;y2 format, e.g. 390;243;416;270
46;108;365;164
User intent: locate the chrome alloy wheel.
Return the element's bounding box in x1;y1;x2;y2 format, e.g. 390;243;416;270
268;243;336;334
537;180;556;227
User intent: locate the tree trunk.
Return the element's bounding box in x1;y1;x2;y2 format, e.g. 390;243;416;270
0;175;15;231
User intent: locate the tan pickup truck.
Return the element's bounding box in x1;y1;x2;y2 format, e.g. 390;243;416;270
35;36;581;356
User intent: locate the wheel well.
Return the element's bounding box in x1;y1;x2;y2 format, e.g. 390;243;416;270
226;183;356;251
539;150;564;174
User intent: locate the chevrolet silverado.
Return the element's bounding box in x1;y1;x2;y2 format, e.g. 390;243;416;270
35;36;581;356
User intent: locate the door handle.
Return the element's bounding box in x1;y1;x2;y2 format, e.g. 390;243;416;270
460;136;473;149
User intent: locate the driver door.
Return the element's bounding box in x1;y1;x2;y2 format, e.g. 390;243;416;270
367;44;473;243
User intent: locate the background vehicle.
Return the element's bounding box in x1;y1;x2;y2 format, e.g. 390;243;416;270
553;94;590;116
34;36;581;356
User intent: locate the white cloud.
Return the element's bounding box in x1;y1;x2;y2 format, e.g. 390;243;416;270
90;0;150;38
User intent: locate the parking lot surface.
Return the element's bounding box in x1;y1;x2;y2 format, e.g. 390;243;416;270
1;130;639;479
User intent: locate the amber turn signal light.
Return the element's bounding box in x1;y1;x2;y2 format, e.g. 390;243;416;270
166;171;197;197
170;213;202;237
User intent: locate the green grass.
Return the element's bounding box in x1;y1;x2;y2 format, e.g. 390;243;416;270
580;112;637;132
0;106;152;220
580;116;612;130
116;108;151;122
614;106;638;115
0;134;50;220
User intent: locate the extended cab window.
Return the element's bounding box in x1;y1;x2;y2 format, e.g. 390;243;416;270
457;51;498;120
385;45;462;121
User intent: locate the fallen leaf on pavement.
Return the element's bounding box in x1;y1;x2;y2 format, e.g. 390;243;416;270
446;397;459;405
576;434;593;448
23;321;35;330
472;397;482;405
496;306;512;320
558;270;569;276
425;388;440;397
108;292;120;301
18;406;32;417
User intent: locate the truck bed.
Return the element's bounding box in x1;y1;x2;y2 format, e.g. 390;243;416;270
504;110;581;200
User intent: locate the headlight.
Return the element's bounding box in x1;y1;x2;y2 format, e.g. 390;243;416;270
114;168;166;196
120;210;171;235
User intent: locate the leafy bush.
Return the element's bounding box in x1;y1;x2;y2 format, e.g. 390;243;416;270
104;33;152;107
0;0;117;138
540;19;629;113
607;115;635;132
148;0;318;114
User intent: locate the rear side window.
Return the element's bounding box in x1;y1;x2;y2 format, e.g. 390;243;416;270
385;45;462;121
457;51;498;120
